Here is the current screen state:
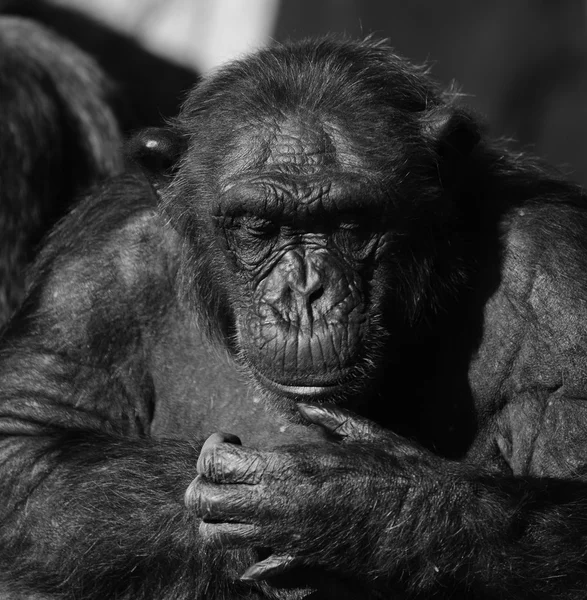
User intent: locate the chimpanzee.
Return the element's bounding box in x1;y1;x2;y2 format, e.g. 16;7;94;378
0;0;200;131
2;36;587;599
0;16;124;325
0;5;200;326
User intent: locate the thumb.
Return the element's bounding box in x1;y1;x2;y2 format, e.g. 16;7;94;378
297;403;382;441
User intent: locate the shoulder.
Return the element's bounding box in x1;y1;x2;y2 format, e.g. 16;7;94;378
500;193;587;302
484;192;587;390
32;172;175;276
14;172;180;337
469;185;587;407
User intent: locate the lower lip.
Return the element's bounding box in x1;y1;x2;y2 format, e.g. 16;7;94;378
254;372;341;399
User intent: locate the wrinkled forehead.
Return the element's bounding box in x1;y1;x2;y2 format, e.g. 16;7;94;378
265;116;337;169
219;112;371;181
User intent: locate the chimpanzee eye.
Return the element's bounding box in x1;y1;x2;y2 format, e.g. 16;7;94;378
333;222;377;258
223;216;277;267
243;217;278;238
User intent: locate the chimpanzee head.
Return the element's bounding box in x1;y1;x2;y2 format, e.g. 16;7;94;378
130;37;480;406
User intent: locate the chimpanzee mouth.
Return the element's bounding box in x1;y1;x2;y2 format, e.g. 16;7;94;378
253;370;343;399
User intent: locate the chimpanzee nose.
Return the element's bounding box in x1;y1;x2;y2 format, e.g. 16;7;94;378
284;250;324;303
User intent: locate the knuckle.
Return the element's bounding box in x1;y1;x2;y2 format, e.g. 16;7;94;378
184;477;221;519
198;443;241;481
199;442;272;484
213;443;246;477
196;449;214;478
183;475;203;509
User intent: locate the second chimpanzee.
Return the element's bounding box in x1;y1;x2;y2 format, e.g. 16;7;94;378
0;16;124;325
2;37;587;599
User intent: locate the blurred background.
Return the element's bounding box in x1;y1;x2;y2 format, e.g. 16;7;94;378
9;0;587;185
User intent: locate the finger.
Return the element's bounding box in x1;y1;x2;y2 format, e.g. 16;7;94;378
197;441;268;484
201;431;242;449
197;432;241;476
199;521;260;547
185;476;259;521
197;432;241;470
240;554;303;581
297;403;381;441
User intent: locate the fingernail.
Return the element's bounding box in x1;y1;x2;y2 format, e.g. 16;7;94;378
240;565;263;581
297;403;321;419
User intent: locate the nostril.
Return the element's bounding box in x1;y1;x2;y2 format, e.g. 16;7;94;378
308;287;324;305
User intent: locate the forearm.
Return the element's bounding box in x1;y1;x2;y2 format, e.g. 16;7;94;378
0;433;188;593
0;430;263;599
375;468;587;598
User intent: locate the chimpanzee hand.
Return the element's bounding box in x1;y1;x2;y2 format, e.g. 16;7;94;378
185;404;440;585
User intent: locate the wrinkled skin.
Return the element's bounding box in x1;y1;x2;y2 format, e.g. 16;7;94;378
167;112;394;406
189;405;436;584
3;37;587;600
217;172;376;390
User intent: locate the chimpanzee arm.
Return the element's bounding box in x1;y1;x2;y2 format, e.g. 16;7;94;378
0;174;254;599
190;404;587;599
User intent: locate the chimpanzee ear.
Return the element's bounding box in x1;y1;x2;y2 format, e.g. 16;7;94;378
421;108;481;188
125;127;186;194
423;107;481;161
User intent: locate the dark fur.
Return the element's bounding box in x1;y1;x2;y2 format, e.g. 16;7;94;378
0;2;200;326
2;37;587;599
0;0;199;131
0;16;124;325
